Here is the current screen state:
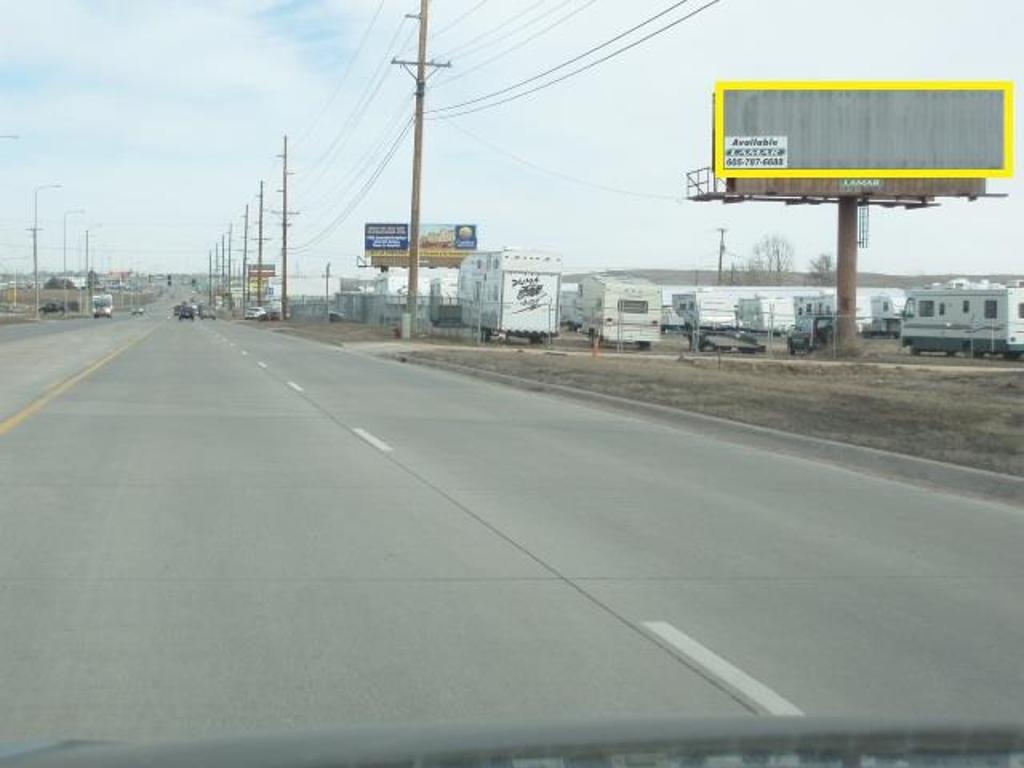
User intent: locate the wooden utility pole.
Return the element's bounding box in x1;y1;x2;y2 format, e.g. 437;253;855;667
227;222;233;311
393;0;449;338
279;135;290;321
241;204;249;311
257;181;265;307
208;248;213;306
716;227;727;286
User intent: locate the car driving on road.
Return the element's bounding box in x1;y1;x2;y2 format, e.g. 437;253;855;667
244;306;267;320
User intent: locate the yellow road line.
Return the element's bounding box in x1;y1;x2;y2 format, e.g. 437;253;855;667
0;328;156;437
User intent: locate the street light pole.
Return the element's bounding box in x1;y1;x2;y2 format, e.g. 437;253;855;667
32;183;62;318
63;209;85;314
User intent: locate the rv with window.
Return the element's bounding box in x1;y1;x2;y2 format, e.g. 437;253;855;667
458;249;562;341
901;282;1024;359
581;275;661;348
737;295;798;335
864;293;907;338
670;291;739;330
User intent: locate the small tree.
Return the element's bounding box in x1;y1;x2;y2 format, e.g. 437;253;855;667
807;253;835;286
751;234;794;285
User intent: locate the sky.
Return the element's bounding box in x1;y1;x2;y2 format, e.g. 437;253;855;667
0;0;1021;282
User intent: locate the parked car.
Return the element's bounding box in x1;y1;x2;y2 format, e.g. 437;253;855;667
131;306;145;316
198;305;216;319
264;306;282;321
40;302;63;314
244;306;267;320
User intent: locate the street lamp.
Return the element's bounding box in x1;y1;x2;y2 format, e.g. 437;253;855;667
63;208;85;314
32;183;62;318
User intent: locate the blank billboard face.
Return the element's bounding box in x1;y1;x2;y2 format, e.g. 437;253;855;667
715;81;1012;178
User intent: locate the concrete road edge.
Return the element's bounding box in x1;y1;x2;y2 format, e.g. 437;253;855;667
399;355;1024;507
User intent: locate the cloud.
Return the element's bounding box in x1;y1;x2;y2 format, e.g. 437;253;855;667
1;0;1020;278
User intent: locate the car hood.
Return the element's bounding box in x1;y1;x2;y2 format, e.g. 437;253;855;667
3;718;1024;768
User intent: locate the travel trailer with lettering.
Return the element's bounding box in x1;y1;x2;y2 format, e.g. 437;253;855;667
458;249;562;341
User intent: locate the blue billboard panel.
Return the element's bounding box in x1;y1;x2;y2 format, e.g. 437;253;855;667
365;223;409;252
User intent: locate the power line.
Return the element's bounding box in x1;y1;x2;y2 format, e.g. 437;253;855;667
444;0;576;62
429;0;714;115
430;0;492;40
435;0;548;59
299;98;412;220
433;0;599;90
293;0;387;147
429;0;721;119
298;17;412;187
292;118;413;253
444;120;679;201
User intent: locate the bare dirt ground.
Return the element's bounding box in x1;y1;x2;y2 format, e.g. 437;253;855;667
397;346;1024;477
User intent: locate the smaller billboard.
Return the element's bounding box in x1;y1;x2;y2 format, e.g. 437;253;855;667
364;222;477;268
247;263;276;277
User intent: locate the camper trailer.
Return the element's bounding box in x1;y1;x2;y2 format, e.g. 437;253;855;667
581;275;661;348
736;295;798;335
864;293;907;338
458;249;562;341
902;282;1024;359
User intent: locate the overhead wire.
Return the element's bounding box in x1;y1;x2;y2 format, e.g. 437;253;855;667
428;0;721;119
292;0;387;148
430;0;706;114
434;0;548;59
300;95;413;219
433;0;600;90
441;0;577;64
292;118;414;253
430;0;493;40
443;120;679;201
298;17;412;187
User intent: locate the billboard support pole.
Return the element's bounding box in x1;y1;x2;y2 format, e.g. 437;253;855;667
836;197;859;353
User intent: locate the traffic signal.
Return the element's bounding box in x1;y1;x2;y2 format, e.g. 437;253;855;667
167;275;172;286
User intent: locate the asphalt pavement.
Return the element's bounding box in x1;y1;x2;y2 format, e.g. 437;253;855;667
0;310;1021;742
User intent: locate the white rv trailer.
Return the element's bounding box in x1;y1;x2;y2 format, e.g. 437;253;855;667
458;249;562;341
901;282;1024;358
580;275;661;348
736;295;798;334
864;293;907;338
670;291;737;329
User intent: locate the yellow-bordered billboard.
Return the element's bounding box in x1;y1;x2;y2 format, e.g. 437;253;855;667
714;81;1013;179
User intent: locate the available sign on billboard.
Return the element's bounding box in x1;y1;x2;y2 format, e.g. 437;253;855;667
364;222;477;268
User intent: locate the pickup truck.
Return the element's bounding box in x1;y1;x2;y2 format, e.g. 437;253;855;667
787;315;834;354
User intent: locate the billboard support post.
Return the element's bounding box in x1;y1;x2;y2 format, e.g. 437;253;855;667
836;197;859;352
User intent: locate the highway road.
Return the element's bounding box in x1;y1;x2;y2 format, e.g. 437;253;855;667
1;306;1022;742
